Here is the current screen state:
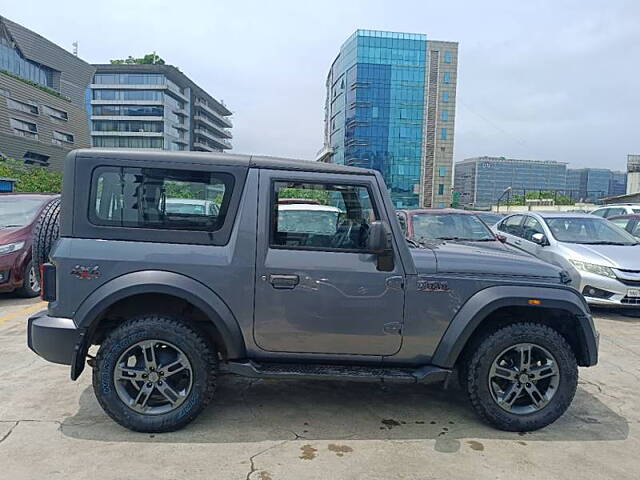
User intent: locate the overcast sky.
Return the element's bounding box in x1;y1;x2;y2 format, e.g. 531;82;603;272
5;0;638;170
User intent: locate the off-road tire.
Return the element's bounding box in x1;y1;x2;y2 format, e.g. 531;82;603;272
15;260;40;298
93;315;218;433
32;198;61;282
464;322;578;431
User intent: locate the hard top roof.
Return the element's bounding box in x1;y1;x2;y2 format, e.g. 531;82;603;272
72;149;375;176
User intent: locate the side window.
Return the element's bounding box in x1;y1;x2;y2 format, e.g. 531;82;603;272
271;180;378;251
606;208;625;218
522;216;545;242
591;208;608;218
499;215;524;237
90;166;233;231
610;218;630;230
396;213;407;236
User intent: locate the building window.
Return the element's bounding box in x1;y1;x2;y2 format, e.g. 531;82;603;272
372;106;379;118
0;28;54;88
93;89;162;101
442;91;449;102
7;98;39;115
439;166;447;177
438;184;445;195
438;201;446;208
42;105;68;121
92;120;163;133
443;72;451;84
9;118;38;139
52;130;74;145
440;110;448;121
444;51;452;64
92;105;163;116
92;136;164;148
93;73;164;85
440;128;447;140
23;151;49;166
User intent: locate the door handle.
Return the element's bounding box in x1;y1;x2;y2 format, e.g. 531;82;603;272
514;240;522;245
269;274;300;289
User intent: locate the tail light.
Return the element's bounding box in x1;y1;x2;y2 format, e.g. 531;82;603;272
40;263;57;302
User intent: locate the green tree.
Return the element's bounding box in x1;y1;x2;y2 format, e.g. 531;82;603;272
0;158;62;193
110;53;165;65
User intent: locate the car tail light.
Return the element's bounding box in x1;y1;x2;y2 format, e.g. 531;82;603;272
40;263;57;302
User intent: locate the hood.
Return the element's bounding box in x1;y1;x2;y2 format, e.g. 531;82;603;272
414;241;563;281
0;224;31;245
562;243;640;270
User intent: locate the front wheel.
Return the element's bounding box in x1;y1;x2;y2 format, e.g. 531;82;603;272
15;261;40;298
93;315;217;432
463;322;578;431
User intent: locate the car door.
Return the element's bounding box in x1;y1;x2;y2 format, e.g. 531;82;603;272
497;214;525;249
519;215;550;258
253;169;405;356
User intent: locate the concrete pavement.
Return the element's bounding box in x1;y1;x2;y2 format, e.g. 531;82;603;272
0;295;638;479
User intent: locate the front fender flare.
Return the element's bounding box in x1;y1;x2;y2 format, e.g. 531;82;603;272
430;285;597;369
73;270;246;359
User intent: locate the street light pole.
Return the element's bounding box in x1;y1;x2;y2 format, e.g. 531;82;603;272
496;186;512;214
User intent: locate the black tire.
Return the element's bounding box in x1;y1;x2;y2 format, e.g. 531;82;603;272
32;198;61;282
463;322;577;432
15;260;40;298
93;315;218;433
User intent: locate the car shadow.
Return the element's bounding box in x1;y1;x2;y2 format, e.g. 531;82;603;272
591;307;640;323
60;373;628;451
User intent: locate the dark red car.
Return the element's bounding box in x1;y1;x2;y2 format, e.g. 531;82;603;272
609;214;640;239
395;208;510;250
0;193;57;297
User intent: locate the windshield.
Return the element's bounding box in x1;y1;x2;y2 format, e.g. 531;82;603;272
412;213;495;242
277;210;340;236
545;217;638;245
0;197;45;228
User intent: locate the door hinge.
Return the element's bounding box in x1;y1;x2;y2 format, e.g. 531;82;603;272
383;322;402;335
385;275;404;290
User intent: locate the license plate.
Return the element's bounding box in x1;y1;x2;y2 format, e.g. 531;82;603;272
628;289;640;298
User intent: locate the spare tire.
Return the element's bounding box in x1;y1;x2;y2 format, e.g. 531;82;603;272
32;198;61;282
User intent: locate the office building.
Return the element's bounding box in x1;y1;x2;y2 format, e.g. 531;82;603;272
90;64;232;152
321;30;458;208
565;168;621;202
628;154;640;194
454;156;567;208
0;15;94;170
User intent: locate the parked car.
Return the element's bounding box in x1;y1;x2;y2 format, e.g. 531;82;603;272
395;208;510;250
0;193;57;297
28;149;598;433
590;204;640;218
494;212;640;308
608;214;640;240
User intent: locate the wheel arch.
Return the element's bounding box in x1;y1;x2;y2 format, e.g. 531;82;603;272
431;285;598;369
73;270;246;364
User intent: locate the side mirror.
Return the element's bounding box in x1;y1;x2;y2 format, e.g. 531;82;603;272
531;233;548;246
367;221;394;271
496;234;507;244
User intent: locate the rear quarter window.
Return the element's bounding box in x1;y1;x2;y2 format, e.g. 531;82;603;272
90;166;234;232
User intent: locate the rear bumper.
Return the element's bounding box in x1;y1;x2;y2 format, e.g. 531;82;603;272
27;310;80;366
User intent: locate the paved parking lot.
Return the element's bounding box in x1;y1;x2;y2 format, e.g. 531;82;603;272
1;295;639;479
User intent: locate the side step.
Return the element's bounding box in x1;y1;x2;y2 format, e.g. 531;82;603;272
226;361;450;384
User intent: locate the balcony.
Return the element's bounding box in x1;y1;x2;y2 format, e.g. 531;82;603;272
194;100;233;128
194;129;232;150
193;115;232;138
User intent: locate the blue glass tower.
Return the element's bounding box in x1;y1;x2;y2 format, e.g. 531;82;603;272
323;30;458;208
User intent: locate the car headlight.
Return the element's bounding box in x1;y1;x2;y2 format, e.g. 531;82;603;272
0;241;25;256
569;259;616;279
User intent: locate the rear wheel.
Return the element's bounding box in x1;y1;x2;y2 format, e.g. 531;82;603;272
463;322;577;431
15;261;40;298
93;315;217;432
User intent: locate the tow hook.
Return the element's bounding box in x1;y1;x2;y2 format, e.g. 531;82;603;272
86;354;96;368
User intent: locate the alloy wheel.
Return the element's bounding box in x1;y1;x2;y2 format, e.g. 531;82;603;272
113;340;193;415
488;343;560;414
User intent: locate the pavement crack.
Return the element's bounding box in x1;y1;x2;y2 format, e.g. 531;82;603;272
0;421;19;445
245;441;288;480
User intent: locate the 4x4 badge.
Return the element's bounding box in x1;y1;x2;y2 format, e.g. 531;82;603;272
71;265;100;280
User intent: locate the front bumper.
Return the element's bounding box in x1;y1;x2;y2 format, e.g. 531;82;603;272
27;310;81;366
576;271;640;308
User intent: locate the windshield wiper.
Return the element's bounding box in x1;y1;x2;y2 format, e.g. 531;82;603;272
438;237;494;242
581;241;634;246
0;224;22;229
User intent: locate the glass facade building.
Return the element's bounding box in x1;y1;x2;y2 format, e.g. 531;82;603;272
565;168;628;202
454;157;568;208
322;30;458;208
90;64;232;153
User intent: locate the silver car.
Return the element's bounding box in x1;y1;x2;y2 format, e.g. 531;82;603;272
494;212;640;308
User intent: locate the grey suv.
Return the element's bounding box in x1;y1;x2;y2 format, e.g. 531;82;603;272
28;149;599;433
